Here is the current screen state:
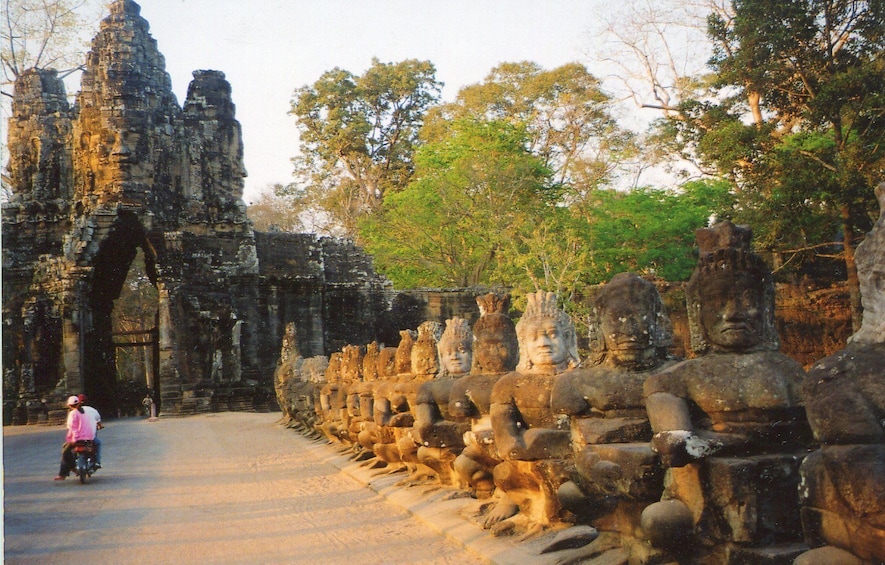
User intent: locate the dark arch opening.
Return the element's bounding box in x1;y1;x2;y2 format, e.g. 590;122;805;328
85;211;159;416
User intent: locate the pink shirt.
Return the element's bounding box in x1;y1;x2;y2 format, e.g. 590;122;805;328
66;409;96;443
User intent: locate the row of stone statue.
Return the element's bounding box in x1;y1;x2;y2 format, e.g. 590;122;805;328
275;189;884;565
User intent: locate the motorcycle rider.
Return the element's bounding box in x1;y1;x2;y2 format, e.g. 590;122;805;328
76;394;103;468
54;396;97;480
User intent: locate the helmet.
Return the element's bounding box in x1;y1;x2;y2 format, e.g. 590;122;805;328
66;395;80;407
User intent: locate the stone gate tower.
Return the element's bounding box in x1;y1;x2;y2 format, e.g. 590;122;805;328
2;0;391;423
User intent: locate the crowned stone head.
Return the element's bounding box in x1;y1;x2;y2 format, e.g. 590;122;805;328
515;291;580;374
685;221;778;354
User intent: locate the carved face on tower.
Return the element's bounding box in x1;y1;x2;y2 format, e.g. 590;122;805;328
438;318;473;376
515;291;580;374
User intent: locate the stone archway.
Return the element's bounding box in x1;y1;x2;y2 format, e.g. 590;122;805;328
2;1;391;424
82;210;160;416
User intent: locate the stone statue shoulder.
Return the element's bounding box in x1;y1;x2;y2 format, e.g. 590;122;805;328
552;360;677;416
645;351;805;413
448;372;506;419
804;342;885;445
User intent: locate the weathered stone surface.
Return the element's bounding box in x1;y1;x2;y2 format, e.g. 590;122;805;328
450;293;518;498
642;222;814;563
797;182;885;564
1;0;391;422
548;273;675;550
487;292;580;527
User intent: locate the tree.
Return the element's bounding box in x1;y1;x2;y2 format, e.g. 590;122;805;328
359;118;554;288
1;0;102;89
287;58;442;237
658;0;885;329
246;185;316;233
580;180;736;282
423;61;637;194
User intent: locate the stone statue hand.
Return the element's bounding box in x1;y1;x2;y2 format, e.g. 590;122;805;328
388;412;415;427
651;430;720;467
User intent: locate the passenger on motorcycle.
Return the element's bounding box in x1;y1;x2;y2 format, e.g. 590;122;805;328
54;396;97;481
76;394;103;467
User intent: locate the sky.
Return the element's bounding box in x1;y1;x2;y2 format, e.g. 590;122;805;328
119;0;626;204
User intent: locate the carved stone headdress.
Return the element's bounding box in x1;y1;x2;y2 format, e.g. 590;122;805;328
411;321;444;376
849;182;885;345
471;293;519;373
515;291;580;372
685;221;779;354
439;317;472;347
394;329;416;375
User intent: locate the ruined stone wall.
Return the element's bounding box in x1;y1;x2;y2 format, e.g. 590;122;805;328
1;0;392;423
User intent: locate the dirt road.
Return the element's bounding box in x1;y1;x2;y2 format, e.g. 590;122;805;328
3;412;489;565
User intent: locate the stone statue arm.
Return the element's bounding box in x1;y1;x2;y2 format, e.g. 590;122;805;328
319;391;332;413
646;392;730;467
490;400;526;460
550;373;588;416
414;400;439;431
374;396;393;426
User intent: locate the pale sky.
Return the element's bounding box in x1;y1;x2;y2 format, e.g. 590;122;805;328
127;0;621;203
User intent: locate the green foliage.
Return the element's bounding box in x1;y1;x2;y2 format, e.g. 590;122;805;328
652;0;884;290
423;61;637;193
362;111;731;299
579;180;735;283
288;58;442;237
359;118;554;288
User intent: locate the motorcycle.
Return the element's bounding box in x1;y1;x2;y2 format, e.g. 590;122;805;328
72;440;98;483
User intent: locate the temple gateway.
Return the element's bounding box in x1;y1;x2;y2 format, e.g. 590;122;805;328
1;0;460;423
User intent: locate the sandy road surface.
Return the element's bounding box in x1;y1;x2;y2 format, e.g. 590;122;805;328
3;412;488;565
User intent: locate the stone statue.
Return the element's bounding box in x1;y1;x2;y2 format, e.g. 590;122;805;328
549;273;677;557
795;182;885;565
450;293;519;498
486;291;580;529
413;317;474;484
391;321;444;476
295;355;328;438
368;330;416;467
274;323;304;423
316;352;345;442
641;221;812;562
355;344;398;457
347;341;380;451
338;344;364;446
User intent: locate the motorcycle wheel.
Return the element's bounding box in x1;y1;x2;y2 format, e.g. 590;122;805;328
77;454;87;484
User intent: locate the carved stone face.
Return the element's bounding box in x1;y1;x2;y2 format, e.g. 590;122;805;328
699;273;764;352
83;125;145;187
524;318;568;368
599;303;654;368
474;334;516;373
439;338;472;376
411;347;439;376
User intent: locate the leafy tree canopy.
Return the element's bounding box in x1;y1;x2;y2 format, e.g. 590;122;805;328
649;0;884;327
423;61;638;194
286;58;442;238
359;118;554;288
